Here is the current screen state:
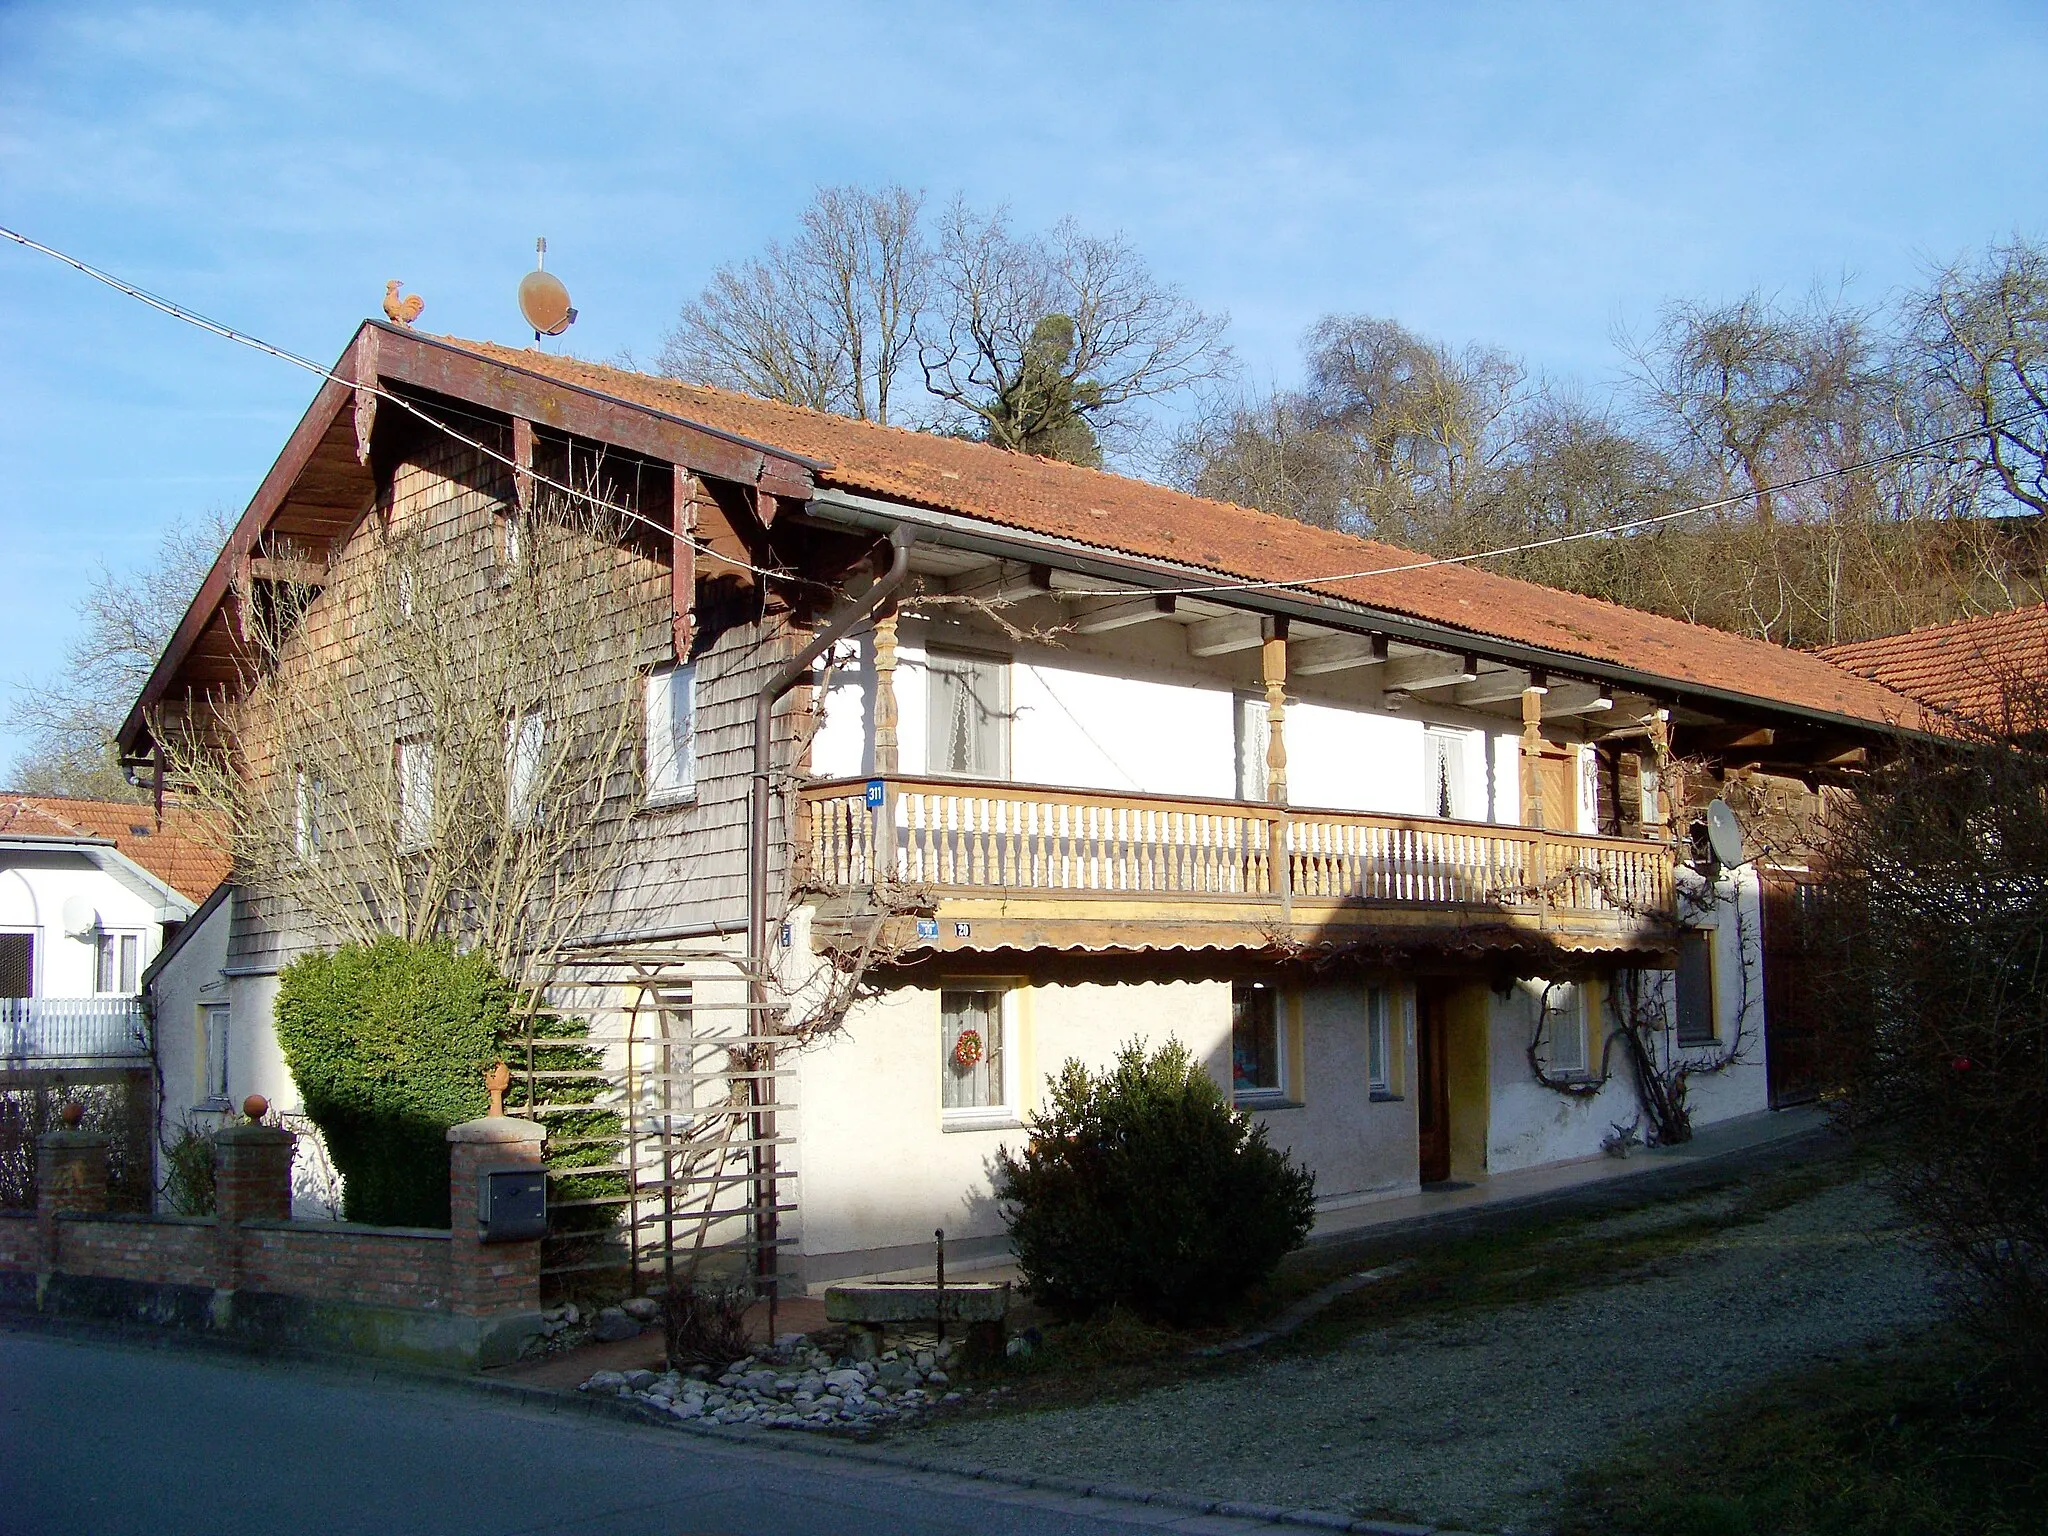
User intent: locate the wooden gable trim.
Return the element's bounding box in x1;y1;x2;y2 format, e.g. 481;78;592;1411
117;329;370;758
367;323;821;498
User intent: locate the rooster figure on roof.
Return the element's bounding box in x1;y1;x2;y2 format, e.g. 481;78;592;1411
382;280;424;326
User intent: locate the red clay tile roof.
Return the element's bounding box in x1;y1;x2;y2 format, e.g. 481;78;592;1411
0;796;230;905
441;336;1930;735
1819;604;2048;733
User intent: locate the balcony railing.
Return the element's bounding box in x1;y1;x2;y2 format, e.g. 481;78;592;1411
800;776;1674;927
1;997;150;1062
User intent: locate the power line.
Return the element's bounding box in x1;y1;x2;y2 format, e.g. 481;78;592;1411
0;225;811;585
8;224;2045;612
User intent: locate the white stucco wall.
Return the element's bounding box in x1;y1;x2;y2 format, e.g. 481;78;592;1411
1483;867;1772;1175
0;849;175;998
149;890;235;1128
814;625;1535;825
1259;979;1421;1213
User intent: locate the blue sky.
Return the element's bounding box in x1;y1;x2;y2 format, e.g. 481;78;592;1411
3;1;2045;775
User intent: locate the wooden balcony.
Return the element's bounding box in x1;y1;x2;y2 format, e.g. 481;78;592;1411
798;776;1676;958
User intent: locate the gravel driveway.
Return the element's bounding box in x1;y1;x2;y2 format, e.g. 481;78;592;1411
904;1170;1943;1534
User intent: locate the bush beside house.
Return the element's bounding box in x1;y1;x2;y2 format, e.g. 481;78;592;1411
275;937;514;1227
994;1037;1317;1326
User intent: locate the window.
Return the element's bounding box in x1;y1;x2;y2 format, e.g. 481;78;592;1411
506;711;545;827
295;771;325;860
199;1002;230;1106
927;650;1009;779
1236;694;1270;800
500;511;525;571
96;932;141;995
396;737;435;848
396;562;417;620
0;933;32;998
1424;726;1475;820
940;988;1009;1118
1367;985;1397;1097
1676;930;1717;1046
645;662;697;801
1232;982;1284;1101
1543;982;1590;1078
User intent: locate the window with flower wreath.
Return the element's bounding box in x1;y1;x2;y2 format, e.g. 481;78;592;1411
940;987;1008;1117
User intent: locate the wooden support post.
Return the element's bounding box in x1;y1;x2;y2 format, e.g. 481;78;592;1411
1520;685;1546;829
873;606;900;775
671;466;697;661
1262;628;1289;807
512;417;535;515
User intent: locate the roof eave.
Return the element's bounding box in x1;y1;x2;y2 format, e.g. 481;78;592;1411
804;486;1933;745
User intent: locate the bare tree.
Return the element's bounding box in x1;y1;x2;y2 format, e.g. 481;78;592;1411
1914;236;2048;517
159;485;643;999
8;510;233;798
918;201;1233;463
658;184;927;424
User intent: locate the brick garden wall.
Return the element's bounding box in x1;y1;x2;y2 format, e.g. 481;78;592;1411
235;1222;450;1310
2;1114;546;1369
53;1213;216;1289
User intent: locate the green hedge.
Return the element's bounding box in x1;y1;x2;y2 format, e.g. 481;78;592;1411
275;936;514;1227
994;1037;1317;1325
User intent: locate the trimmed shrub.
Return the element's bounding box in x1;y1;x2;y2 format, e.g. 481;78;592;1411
993;1037;1317;1325
275;936;514;1227
160;1117;218;1215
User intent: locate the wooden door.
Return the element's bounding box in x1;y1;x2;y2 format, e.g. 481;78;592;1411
1529;747;1577;831
1762;871;1825;1106
1416;983;1451;1184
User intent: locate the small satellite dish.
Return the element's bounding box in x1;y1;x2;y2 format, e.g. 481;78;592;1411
518;236;577;340
1705;799;1745;869
61;895;100;940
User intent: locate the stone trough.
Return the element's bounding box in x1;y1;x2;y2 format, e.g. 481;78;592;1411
823;1280;1010;1360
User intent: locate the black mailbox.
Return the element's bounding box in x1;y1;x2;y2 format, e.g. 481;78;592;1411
478;1166;547;1243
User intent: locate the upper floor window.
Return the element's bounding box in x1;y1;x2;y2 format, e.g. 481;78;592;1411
396;738;435;849
927;650;1009;780
199;1001;231;1107
295;771;325;861
0;933;33;999
506;711;546;827
1424;725;1477;820
646;662;697;803
95;931;141;995
1236;695;1270;801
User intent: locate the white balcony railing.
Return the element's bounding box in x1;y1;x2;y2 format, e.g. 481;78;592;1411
801;775;1675;927
1;997;150;1061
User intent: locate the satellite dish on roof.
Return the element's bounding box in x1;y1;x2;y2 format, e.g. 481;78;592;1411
1705;799;1746;869
61;895;100;940
518;237;577;341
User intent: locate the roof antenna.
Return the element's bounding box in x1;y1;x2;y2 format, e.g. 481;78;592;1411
518;236;577;347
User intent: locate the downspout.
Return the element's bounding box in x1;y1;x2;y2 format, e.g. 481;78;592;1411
744;522;914;1306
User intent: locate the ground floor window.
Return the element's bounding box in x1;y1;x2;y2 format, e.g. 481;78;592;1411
199;1002;231;1107
1232;982;1284;1102
1367;985;1397;1097
1675;929;1717;1045
1543;981;1591;1078
940;987;1009;1119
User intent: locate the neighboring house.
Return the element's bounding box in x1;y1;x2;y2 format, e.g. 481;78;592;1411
116;321;1930;1282
1;797;226;1179
1819;602;2048;737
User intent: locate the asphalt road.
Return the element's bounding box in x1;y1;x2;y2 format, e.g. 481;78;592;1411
0;1329;1263;1536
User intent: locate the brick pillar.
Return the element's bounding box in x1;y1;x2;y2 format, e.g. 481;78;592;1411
213;1122;295;1293
37;1127;110;1267
446;1117;545;1322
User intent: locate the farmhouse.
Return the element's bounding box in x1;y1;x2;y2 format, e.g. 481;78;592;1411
121;321;1923;1285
